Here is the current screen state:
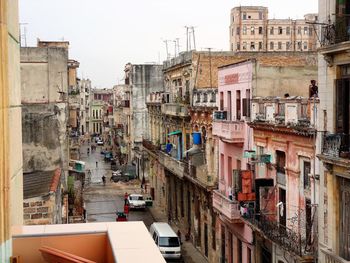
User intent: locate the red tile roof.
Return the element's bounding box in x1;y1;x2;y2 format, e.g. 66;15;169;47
50;168;61;193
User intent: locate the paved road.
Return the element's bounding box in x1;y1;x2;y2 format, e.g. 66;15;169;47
80;139;196;262
81;141;154;227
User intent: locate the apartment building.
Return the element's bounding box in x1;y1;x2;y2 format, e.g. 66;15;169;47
230;6;318;52
316;0;350;262
213;55;318;263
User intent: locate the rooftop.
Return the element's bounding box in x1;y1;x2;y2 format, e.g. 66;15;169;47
12;221;166;263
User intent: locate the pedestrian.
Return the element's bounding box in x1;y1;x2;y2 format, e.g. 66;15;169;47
309;80;318;98
140;183;144;193
96;161;98;168
124;192;128;205
144;183;147;194
102;175;106;186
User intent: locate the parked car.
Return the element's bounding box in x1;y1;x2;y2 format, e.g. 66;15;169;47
97;140;104;146
149;223;181;259
127;194;146;209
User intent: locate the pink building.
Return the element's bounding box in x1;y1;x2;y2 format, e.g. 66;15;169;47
213;61;255;263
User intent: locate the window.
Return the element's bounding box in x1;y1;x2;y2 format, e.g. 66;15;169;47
258;26;263;34
159;237;180;247
286;41;291;50
196;93;200;103
231;43;234;51
236;26;240;35
242;12;247;20
298;26;301;34
303;41;308;50
243;42;247;50
81;98;83;105
270;42;274;50
278;27;283;34
220;154;224;180
250;42;255;50
304;26;308;35
231;28;234;36
276;151;286;174
236;90;241;120
203;93;208;102
303;160;311;190
270;26;274;35
210;92;216;102
236;43;240;50
309;28;313;36
250;26;255;35
232;15;234;22
247;247;252;263
243;26;247;35
259;42;263;50
259;12;263;20
278;42;282;50
297;41;302;50
286;27;290;35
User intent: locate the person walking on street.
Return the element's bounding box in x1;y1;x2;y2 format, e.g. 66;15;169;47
102;175;106;186
124;192;129;205
96;161;98;168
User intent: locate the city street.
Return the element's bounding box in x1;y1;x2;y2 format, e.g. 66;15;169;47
81;141;154;227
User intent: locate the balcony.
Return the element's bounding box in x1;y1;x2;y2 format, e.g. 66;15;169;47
212;190;241;223
142;139;159;154
244;213;313;258
212;120;244;143
159;151;185;178
320;247;350;263
161;103;188;117
320;133;350;165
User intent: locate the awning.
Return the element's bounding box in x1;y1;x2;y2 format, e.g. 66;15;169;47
168;130;182;136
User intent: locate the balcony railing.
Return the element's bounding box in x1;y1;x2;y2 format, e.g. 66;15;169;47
159;151;185;178
212;121;244;143
244;213;313;257
322;133;350;159
213;190;241;222
142;139;159;153
322;16;350;47
161;103;188;117
320;247;350;263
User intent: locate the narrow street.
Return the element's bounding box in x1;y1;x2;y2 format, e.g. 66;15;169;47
80;140;204;263
81;141;154;227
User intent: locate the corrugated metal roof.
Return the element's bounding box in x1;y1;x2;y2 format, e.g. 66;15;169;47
23;170;55;199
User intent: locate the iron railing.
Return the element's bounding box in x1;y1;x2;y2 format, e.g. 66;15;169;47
244;213;314;257
322;132;350;158
321;16;350;46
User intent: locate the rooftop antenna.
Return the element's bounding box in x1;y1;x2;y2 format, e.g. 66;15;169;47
191;26;196;50
176;38;180;54
163;40;171;60
19;23;28;47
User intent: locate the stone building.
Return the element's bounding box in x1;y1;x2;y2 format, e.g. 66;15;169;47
213;54;318;263
0;0;24;261
20;41;70;225
122;63;163;178
77;78;92;135
143;51;241;262
247;97;319;263
316;0;350;262
90;88;113;135
229;6;318;52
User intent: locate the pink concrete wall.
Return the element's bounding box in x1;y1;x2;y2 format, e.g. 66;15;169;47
217;61;254;197
253;129;315;230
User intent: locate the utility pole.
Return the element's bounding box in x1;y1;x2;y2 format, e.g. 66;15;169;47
191;27;196;50
19;23;28;47
176;38;180;55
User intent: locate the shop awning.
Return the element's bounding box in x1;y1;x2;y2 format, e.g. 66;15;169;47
168;130;182;136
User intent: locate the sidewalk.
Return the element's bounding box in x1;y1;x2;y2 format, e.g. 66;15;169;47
148;206;208;263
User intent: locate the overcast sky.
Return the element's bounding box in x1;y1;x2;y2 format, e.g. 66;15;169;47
19;0;318;88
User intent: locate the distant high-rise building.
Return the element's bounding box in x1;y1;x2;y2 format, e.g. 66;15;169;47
229;6;318;52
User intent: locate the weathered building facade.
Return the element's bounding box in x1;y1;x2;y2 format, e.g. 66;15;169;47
230;6;318;52
248;97;319;263
0;0;24;261
316;0;350;262
20;41;70;225
213;54;318;263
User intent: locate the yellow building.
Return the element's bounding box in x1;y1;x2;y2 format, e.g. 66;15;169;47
0;0;24;261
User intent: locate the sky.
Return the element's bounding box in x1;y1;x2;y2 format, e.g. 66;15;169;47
19;0;318;88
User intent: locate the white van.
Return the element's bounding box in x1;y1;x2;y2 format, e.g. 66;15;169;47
149;222;181;259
